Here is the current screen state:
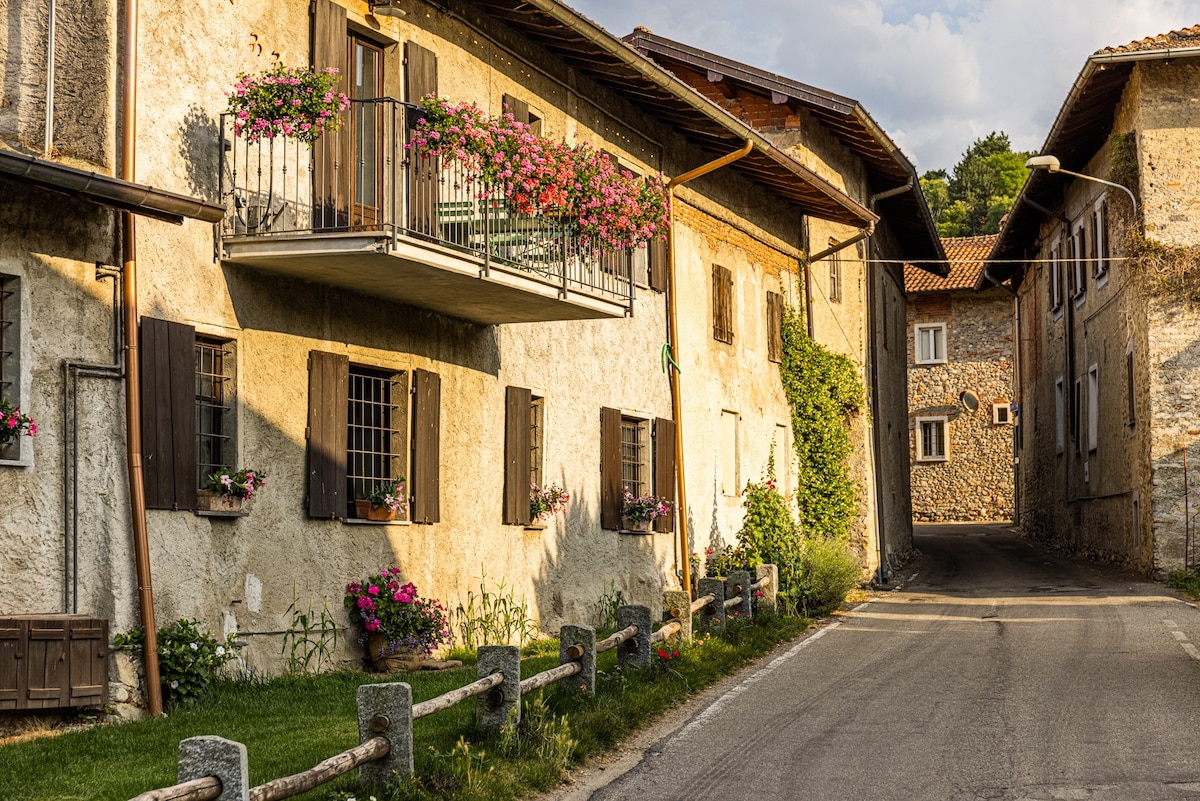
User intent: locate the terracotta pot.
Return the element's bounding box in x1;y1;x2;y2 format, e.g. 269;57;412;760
355;499;397;521
196;491;243;513
621;516;653;533
366;633;426;672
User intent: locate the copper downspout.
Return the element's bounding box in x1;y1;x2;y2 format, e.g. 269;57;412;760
121;0;162;717
666;139;753;597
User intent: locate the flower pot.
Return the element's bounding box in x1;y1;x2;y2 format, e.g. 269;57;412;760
621;517;653;533
355;499;397;521
366;634;426;672
196;491;243;513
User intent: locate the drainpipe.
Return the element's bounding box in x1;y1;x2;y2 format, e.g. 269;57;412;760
666;139;753;597
121;0;163;717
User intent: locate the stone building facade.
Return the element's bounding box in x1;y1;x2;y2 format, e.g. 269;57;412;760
627;30;946;578
988;25;1200;574
905;235;1015;522
0;0;939;711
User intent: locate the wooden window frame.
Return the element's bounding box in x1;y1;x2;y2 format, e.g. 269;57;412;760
600;408;674;531
914;322;947;364
915;416;948;462
828;251;842;303
766;291;783;363
712;264;734;344
1072;222;1087;304
195;336;235;489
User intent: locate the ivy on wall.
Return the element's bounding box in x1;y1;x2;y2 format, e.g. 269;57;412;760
779;304;864;539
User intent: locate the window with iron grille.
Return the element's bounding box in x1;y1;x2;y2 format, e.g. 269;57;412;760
529;395;544;489
195;337;234;486
346;366;409;517
620;416;649;498
0;273;20;462
712;264;734;344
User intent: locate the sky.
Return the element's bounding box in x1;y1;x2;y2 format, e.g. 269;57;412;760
566;0;1196;173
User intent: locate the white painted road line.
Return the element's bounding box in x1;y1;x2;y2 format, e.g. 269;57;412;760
1163;619;1200;662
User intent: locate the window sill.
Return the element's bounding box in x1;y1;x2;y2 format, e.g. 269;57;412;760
523;524;546;531
618;528;656;536
0;457;31;469
914;457;948;463
913;359;947;366
194;509;248;519
343;518;411;526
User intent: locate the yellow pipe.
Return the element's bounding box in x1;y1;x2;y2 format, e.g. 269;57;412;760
666;140;754;598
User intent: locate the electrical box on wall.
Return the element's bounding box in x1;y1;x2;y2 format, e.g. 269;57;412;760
0;615;109;711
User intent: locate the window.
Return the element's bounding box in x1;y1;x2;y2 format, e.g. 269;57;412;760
307;352;440;522
1127;342;1136;427
195;337;235;487
720;410;739;496
346;365;409;519
828;249;842;303
766;291;783;363
1055;377;1065;455
915;416;948;461
1049;237;1063;312
503;387;543;526
1087;365;1098;453
914;323;947;364
713;264;734;343
992;402;1012;426
1093;198;1109;285
0;272;21;462
1073;376;1083;456
1072;223;1087;302
599;408;675;531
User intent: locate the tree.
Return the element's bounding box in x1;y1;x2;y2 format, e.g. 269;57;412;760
923;132;1035;237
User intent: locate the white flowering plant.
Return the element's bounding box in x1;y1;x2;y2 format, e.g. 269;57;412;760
113;618;238;709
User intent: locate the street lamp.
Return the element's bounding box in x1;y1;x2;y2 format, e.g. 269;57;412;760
1025;154;1138;223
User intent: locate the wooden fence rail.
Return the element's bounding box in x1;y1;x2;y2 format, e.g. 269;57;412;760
128;565;775;801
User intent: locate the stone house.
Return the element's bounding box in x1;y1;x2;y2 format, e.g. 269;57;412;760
987;25;1200;574
0;0;909;703
905;235;1015;523
623;29;947;577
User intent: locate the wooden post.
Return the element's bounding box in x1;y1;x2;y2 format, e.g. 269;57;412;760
357;682;413;784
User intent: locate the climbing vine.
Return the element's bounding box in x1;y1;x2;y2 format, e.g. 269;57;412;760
778;304;864;539
1126;231;1200;304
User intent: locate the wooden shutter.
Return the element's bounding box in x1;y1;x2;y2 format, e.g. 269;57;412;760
503;386;532;525
68;618;107;706
140;316;196;511
502;93;530;124
767;291;783;363
648;236;668;292
25;617;69;709
312;0;348;229
0;619;23;709
653;417;676;533
600;406;622;530
412;368;441;524
713;265;734;343
405;41;439;237
306;350;348;518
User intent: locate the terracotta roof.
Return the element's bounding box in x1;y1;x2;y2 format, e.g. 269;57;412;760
905;235;996;293
1096;24;1200;55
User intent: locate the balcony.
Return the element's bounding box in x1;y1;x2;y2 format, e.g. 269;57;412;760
217;100;636;325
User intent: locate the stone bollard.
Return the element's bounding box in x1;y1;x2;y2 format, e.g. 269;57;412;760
756;563;779;613
662;590;691;642
726;570;753;620
697;577;726;633
559;624;597;696
357;682;414;785
616;604;652;669
179;736;249;801
477;645;521;730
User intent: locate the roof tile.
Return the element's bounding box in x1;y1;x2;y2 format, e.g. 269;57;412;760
905;235;996;293
1096;24;1200;55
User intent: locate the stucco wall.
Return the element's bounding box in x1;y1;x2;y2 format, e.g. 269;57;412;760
907;289;1014;522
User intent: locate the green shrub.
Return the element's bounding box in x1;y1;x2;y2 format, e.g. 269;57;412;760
796;536;861;616
1167;567;1200;601
113;618;237;709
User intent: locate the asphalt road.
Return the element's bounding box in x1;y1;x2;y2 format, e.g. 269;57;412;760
566;523;1200;801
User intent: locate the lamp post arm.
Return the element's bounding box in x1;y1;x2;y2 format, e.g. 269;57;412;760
1053;167;1139;221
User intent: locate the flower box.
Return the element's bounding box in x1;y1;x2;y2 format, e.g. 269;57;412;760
355;499;398;522
621;517;653;534
196;491;243;514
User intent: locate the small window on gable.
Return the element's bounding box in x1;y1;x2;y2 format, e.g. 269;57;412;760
992;402;1012;426
915;416;948;462
914;323;947;364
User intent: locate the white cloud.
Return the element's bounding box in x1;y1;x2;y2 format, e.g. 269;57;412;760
567;0;1195;171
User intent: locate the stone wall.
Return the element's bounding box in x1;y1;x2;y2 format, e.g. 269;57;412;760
907;289;1014;522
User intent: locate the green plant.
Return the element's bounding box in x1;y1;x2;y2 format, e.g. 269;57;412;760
205;467;267;498
497;691;576;778
529;481;569;522
702;544;754;577
366;477;406;512
795;535;862;616
734;450;807;612
226;64;349;146
1109;131;1139;200
453;568;538;651
1;397;37;444
282;584;340;676
779;304;864;539
590;581;625;633
620;489;672;524
1167;567;1200;601
112;618;237;709
345;568;451;656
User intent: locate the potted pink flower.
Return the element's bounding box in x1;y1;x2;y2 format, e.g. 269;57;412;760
620;488;672;533
0;398;36;446
198;467;266;513
344;567;450;671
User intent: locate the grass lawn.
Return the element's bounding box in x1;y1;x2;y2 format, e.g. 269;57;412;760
0;613;808;801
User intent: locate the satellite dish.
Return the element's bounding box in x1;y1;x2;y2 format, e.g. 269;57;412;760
960;390;979;412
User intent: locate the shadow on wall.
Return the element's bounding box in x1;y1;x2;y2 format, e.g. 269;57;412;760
178;104;221;202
